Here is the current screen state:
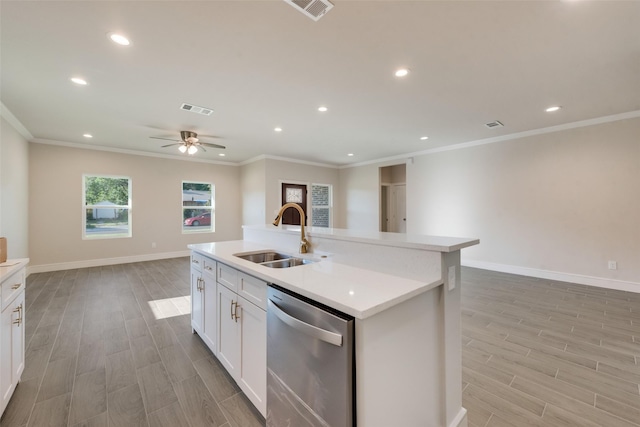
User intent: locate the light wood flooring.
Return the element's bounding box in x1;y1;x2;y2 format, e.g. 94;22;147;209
1;259;638;426
462;268;640;427
0;258;264;427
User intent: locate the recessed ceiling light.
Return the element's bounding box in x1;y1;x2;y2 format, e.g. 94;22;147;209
318;106;328;112
274;127;283;132
83;134;93;138
395;68;409;77
219;153;225;157
108;33;130;46
546;106;562;112
420;136;429;140
71;77;88;85
347;153;354;157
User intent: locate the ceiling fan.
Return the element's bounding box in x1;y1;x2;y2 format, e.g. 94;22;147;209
150;130;226;155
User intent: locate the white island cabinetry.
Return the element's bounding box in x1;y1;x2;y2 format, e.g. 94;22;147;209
190;257;267;417
190;225;479;427
0;259;28;418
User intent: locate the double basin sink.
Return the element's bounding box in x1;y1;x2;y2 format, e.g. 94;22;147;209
234;251;316;269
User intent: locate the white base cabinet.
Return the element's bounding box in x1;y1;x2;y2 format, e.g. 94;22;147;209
0;259;27;418
190;252;266;417
190;253;217;353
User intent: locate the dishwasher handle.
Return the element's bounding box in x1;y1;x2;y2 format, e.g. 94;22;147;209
268;298;343;347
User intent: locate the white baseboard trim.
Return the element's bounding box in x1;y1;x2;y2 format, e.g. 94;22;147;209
27;251;191;275
462;259;640;294
449;407;468;427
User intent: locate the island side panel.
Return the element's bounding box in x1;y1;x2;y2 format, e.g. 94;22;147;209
441;251;467;427
355;286;444;426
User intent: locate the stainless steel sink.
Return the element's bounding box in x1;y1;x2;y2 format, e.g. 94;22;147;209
233;251;316;268
261;258;315;268
234;251;291;263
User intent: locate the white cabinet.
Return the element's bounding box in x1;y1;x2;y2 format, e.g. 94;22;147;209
190;253;217;353
0;260;27;418
190;253;204;334
189;252;267;417
216;269;267;417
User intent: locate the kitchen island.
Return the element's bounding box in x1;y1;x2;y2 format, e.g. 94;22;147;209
189;225;478;427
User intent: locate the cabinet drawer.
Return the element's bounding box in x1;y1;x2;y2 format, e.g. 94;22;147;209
238;272;267;311
190;252;204;271
202;257;216;278
217;263;238;292
1;269;25;311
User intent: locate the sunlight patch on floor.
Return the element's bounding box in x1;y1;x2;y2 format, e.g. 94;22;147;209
148;296;191;320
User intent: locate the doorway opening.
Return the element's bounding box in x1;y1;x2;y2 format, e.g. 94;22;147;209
380;164;406;233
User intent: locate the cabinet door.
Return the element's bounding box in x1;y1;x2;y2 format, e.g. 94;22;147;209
190;269;204;334
238;298;267;417
217;285;240;379
0;291;24;414
201;275;217;353
11;292;25;383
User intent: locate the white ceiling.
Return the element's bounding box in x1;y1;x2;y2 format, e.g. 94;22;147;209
2;1;639;166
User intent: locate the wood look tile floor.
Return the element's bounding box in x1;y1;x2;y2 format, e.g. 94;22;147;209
1;259;639;426
0;258;264;427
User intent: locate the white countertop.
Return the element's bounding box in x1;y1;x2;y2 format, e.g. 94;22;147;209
0;258;29;282
189;241;443;319
243;224;479;252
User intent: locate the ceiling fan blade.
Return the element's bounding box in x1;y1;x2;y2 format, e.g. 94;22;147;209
161;143;182;148
150;136;181;142
198;134;222;139
200;142;226;149
199;146;207;152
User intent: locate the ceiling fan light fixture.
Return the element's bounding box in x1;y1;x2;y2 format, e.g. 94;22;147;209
179;145;188;153
187;145;198;155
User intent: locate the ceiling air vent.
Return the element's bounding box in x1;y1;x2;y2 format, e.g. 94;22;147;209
284;0;334;21
180;103;214;116
484;120;504;129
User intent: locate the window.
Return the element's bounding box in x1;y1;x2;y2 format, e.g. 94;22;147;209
311;184;332;228
83;175;131;239
183;181;214;233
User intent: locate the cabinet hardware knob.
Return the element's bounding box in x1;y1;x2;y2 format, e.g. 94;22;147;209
11;283;21;290
192;259;199;264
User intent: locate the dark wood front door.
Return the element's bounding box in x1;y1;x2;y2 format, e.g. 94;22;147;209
281;183;307;225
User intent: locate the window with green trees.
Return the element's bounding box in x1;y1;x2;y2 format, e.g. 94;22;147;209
83;175;132;239
182;181;214;233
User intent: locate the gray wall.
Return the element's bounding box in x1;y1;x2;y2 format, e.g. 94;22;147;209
29;143;242;269
339;117;640;286
0;116;29;258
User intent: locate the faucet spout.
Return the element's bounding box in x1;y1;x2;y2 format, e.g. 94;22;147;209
273;202;310;254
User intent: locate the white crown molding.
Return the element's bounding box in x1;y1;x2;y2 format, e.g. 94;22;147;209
0;102;34;140
27;250;191;275
239;154;338;169
340;110;640;170
31;138;238;166
462;259;640;294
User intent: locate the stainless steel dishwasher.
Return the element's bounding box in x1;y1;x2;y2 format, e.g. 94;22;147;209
267;284;355;427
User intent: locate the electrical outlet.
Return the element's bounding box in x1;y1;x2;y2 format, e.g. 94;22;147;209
448;266;456;291
151;242;157;249
608;261;617;270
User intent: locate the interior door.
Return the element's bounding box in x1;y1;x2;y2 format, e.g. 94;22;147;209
395;185;406;233
281;183;307;225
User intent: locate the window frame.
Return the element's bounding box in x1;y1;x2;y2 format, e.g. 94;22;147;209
310;183;332;228
182;180;215;234
82;174;132;240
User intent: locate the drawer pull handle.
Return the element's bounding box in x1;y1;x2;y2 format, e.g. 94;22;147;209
231;301;236;320
11;283;21;290
205;266;213;271
192;259;199;264
234;301;240;323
